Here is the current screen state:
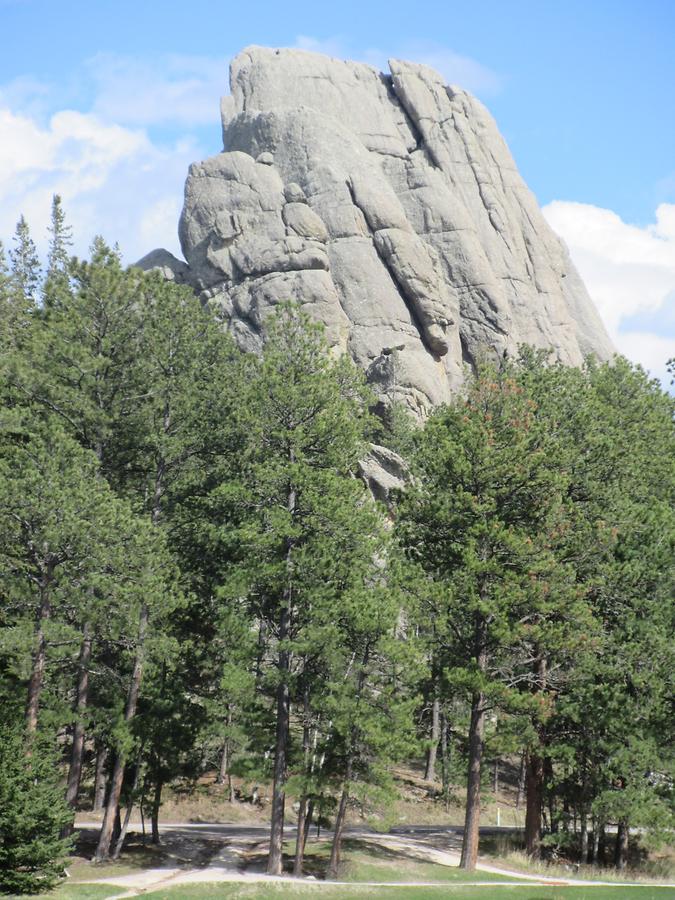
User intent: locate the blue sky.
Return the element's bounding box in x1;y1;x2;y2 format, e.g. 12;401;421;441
1;0;674;381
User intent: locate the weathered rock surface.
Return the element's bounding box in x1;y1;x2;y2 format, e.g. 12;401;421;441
139;46;614;416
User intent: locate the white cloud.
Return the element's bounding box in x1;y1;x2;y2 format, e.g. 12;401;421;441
0;105;196;263
0;53;230;264
613;332;675;386
87;53;229;127
543;200;675;384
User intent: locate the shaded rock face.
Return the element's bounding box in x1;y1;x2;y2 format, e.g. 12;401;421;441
138;46;613;417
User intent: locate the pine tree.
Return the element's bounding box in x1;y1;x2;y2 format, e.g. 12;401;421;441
513;353;675;863
207;305;387;875
44;194;73;305
0;717;72;895
9;215;40;309
396;364;582;870
46;195;72;277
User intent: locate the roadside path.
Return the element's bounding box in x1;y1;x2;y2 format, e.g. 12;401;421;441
72;822;675;897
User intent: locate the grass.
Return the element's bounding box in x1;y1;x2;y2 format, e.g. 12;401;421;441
337;839;515;882
270;838;518;882
19;887;119;900
479;835;675;885
27;882;675;899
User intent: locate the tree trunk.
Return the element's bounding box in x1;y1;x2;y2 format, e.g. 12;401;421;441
544;755;556;834
614;820;628;870
112;805;122;846
525;656;547;859
304;800;315;844
267;603;291;875
525;750;544;858
95;602;148;862
25;571;53;733
459;690;486;870
151;779;163;845
293;691;312;877
217;740;229;785
579;807;588;864
591;816;601;865
493;757;499;795
327;767;351;879
96;756;124;861
316;797;322;839
516;751;526;809
94;747;108;811
293;795;309;877
63;624;92;833
112;759;141;860
440;708;451;811
267;474;296;877
424;695;440;782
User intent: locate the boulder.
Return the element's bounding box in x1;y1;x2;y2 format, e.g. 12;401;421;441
138;46;614;417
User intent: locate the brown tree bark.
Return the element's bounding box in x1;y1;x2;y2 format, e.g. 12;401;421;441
525;750;544;857
93;747;108;811
525;656;548;859
304;799;315;844
591;816;601;865
424;695;440;782
151;778;163;845
327;761;352;879
440;708;451;811
460;607;488;872
217;740;229;786
267;474;296;877
544;755;556;834
25;566;54;734
579;806;589;864
95;602;148;862
293;691;312;877
516;751;526;809
112;759;141;860
267;602;291;876
614;820;628;870
459;689;486;870
293;796;309;877
64;624;92;829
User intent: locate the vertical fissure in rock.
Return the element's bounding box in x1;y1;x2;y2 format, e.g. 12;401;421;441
344;177;444;361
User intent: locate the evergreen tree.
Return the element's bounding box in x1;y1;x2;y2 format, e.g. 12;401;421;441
44;194;73;305
208;306;387;875
396;365;583;870
9;215;40;309
514;354;675;863
0;717;72;895
46;195;72;277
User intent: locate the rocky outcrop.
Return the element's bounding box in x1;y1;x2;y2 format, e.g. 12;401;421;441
138;46;613;417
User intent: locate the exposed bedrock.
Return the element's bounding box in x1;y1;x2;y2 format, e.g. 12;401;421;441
138;46;614;417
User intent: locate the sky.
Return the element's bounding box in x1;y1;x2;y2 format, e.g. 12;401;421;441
1;0;674;383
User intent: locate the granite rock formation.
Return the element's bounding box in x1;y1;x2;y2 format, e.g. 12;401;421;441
139;46;613;417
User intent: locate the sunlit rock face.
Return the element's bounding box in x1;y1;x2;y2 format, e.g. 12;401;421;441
138;46;613;418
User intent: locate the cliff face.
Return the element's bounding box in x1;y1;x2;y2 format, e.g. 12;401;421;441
139;46;613;416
